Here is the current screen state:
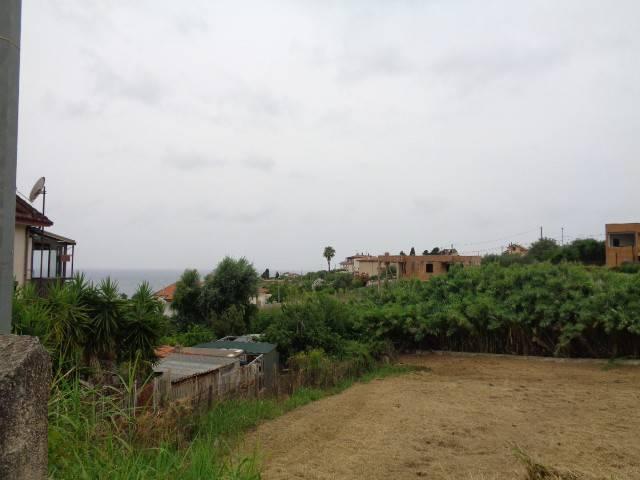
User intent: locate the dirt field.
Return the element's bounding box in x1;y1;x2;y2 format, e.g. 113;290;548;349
244;353;640;479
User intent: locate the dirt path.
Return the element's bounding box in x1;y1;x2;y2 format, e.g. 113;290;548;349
243;354;640;479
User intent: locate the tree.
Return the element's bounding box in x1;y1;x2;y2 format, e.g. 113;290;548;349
399;250;407;256
172;269;204;327
430;247;440;255
201;257;259;319
323;246;336;271
275;271;280;279
261;268;270;279
422;250;430;255
559;239;605;265
211;304;247;338
528;238;560;262
409;247;416;256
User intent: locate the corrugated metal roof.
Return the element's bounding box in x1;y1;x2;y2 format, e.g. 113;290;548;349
179;347;243;358
153;353;237;383
195;340;277;354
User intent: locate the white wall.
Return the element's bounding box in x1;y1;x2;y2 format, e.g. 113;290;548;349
13;225;31;286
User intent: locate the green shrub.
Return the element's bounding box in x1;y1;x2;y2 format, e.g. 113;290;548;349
358;263;640;358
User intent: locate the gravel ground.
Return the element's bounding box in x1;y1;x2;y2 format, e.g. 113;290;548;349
243;353;640;479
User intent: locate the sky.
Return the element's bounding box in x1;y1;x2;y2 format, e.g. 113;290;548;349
16;0;640;272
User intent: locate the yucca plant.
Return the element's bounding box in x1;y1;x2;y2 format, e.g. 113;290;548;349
119;282;166;362
85;277;127;362
46;281;90;363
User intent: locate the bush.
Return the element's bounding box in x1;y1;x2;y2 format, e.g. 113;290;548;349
162;324;216;347
358;263;640;358
12;276;166;369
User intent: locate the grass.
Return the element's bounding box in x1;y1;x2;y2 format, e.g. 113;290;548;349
48;363;414;479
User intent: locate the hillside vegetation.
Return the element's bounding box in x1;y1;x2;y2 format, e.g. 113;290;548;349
255;262;640;359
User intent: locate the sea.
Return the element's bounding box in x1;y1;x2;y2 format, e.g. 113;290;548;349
79;269;185;297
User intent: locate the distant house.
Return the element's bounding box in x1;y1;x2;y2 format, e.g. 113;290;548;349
363;252;481;282
504;243;528;256
250;287;272;307
339;253;377;273
606;223;640;267
280;272;300;279
14;194;76;290
154;283;177;316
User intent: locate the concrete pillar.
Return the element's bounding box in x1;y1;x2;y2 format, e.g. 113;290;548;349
0;0;22;333
0;335;50;479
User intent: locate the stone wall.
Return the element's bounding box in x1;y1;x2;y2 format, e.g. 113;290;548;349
0;335;50;479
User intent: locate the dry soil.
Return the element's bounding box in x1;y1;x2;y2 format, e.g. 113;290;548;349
243;353;640;480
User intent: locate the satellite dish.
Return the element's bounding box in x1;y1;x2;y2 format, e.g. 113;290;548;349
29;177;46;202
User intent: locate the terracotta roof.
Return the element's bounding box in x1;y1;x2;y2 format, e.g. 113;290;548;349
15;195;52;227
154;283;177;302
154;345;176;358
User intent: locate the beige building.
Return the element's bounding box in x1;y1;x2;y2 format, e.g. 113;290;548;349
606;223;640;267
251;287;272;307
504;243;528;256
14;195;76;288
361;253;481;281
353;257;381;276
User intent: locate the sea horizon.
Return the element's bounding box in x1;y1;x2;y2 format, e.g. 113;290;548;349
78;267;310;297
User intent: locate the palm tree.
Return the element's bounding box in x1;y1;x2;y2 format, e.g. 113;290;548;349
323;246;336;272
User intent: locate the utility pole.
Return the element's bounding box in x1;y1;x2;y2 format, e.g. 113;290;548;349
0;0;22;334
561;227;564;246
540;226;543;240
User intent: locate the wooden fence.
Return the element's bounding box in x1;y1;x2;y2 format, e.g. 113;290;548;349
151;355;265;410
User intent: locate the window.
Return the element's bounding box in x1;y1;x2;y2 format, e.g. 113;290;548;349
426;263;434;273
609;233;635;248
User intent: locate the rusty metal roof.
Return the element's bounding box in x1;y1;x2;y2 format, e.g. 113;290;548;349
153;353;238;383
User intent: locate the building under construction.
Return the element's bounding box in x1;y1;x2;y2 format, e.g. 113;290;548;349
358;253;481;281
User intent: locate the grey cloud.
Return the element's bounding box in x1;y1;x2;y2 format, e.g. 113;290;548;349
431;47;568;88
241;156;275;172
337;48;415;82
413;196;450;213
65;100;102;117
173;16;208;35
164;152;226;171
204;207;271;224
221;84;294;118
90;61;165;106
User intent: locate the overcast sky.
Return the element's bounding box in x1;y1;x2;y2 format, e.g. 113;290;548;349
16;0;640;272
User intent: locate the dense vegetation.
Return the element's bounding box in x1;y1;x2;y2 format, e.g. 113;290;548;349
263;270;367;303
252;261;640;360
12;245;640;478
484;237;606;266
171;257;259;337
12;276;166;369
363;262;640;357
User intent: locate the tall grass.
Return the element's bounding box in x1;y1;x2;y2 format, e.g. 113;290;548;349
48;363;414;479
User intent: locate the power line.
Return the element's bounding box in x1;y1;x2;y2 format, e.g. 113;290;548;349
454;228;539;248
